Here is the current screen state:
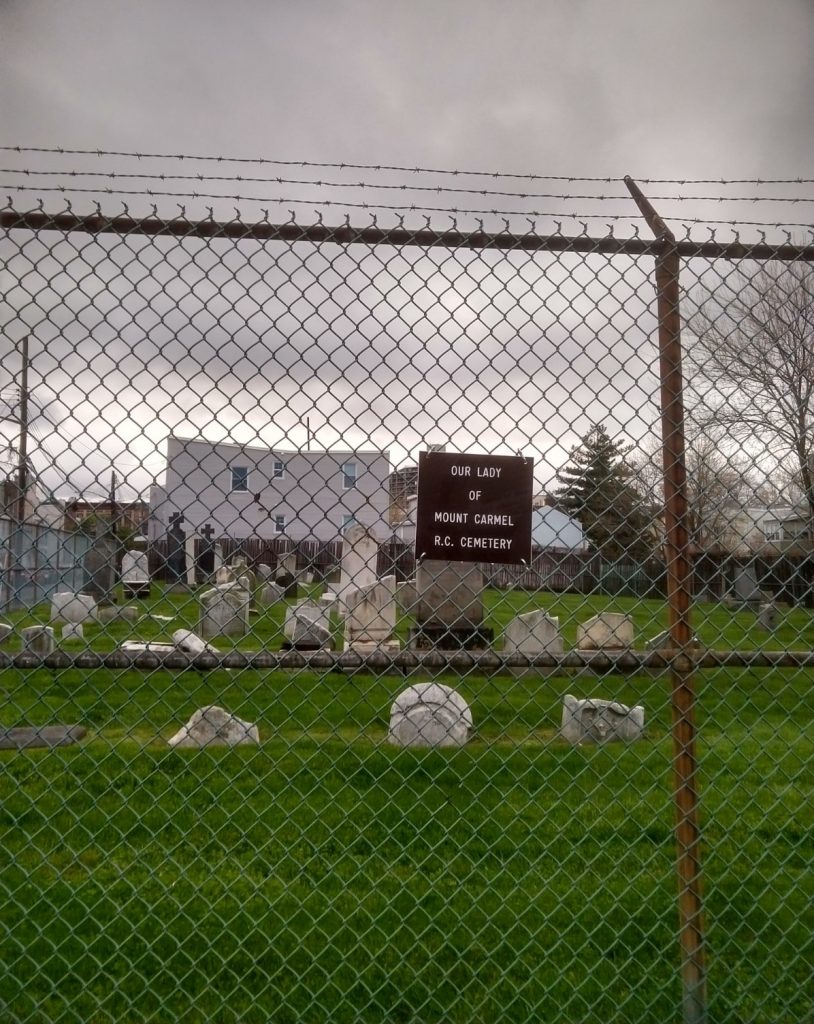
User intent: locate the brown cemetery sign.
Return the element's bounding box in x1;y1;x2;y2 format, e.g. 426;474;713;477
414;451;533;565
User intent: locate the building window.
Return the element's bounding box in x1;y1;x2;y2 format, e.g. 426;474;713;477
231;466;249;492
342;514;356;532
274;515;286;534
273;460;285;479
342;462;357;490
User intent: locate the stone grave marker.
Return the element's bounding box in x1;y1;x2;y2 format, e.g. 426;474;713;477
388;683;473;748
758;601;778;631
82;524;119;605
121;536;151;599
338;524;379;602
0;623;12;644
199;581;250;639
0;725;87;750
61;623;84;642
51;592;96;624
576;612;634;650
409;560;493;649
733;565;761;608
503;609;562;675
561;694;645;744
345;575;399;652
282;600;331;650
22;626;56;656
168;705;259;748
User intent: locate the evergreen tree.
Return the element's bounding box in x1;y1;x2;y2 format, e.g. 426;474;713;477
555;424;653;560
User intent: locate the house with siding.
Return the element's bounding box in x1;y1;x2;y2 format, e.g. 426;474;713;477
149;435;391;543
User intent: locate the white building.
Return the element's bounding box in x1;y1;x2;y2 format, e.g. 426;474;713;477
149;435;391;542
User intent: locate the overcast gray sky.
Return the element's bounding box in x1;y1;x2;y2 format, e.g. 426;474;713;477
1;0;812;504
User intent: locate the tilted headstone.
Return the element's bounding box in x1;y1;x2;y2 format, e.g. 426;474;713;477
199;581;251;638
256;563;274;584
0;623;12;644
22;626;56;656
259;583;284;607
410;560;492;649
168;705;259;748
576;612;634;650
561;694;645;744
50;591;96;624
345;576;397;645
121;536;151;599
282;600;331;649
120;606;139;623
388;683;473;748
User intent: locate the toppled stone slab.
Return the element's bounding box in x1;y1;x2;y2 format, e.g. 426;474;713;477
646;630;703;651
168;705;259;748
0;623;12;645
0;724;87;750
561;694;645;744
120;641;177;654
388;683;473;749
172;629;220;656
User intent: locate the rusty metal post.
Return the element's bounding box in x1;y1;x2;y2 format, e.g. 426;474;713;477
625;176;707;1024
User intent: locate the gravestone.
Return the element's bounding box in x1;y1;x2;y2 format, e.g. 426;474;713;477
0;725;86;750
276;549;300;600
561;694;645;744
576;612;634;650
758;601;778;631
199;581;251;639
121;536;151;599
224;557;258;609
646;630;703;651
282;600;331;650
82;524;119;605
409;560;493;649
345;575;399;651
168;705;259;748
22;626;55;656
172;629;220;656
185;534;197;586
503;610;563;675
61;623;84;642
733;565;761;608
165;512;186;585
338;524;378;601
396;579;418;615
0;623;12;644
51;591;96;624
388;683;473;748
198;523;217;579
259;582;284;607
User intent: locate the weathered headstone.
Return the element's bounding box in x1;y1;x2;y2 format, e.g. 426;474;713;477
561;694;645;744
120;605;139;623
410;560;493;649
121;536;151;599
282;600;331;650
172;629;220;656
165;512;186;585
504;609;563;655
61;623;84;642
396;579;417;615
345;576;399;651
168;705;259;748
646;630;703;651
758;601;778;631
21;626;56;656
50;591;96;624
388;683;473;748
0;623;12;644
338;524;379;600
576;613;634;650
733;565;761;608
199;581;251;639
259;582;284;607
275;549;300;600
0;724;86;750
120;640;176;654
82;525;118;605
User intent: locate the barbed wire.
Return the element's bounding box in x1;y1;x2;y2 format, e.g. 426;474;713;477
3;183;813;230
2;167;813;206
1;145;812;186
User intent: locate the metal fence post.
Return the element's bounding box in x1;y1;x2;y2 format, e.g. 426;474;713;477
625;177;708;1024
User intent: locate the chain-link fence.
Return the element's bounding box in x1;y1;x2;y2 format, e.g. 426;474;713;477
1;163;813;1024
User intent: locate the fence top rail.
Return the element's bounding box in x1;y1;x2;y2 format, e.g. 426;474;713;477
2;207;813;262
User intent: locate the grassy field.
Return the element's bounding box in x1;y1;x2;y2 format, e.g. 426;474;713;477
1;587;813;1023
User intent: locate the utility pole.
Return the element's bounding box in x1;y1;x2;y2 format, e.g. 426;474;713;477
16;335;29;527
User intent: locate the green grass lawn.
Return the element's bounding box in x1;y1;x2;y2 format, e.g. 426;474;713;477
1;587;813;1023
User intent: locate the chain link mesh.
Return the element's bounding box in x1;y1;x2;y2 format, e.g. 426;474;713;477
0;183;812;1024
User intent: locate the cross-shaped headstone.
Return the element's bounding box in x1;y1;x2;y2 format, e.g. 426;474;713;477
200;523;216;543
168;512;185;531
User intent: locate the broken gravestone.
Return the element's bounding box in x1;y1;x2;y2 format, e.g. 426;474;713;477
388;683;473;748
561;694;645;744
168;705;259;748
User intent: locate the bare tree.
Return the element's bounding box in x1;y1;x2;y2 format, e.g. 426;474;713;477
687;260;814;521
